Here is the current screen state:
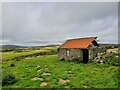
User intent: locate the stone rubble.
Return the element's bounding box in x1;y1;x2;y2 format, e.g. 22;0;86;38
93;52;108;64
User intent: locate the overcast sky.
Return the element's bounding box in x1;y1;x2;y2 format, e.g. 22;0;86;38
2;2;118;45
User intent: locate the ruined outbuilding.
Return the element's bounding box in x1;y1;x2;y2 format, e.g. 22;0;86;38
58;37;106;64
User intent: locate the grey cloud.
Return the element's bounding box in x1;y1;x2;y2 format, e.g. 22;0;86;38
2;2;118;44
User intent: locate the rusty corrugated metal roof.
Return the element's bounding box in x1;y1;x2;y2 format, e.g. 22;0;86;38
59;37;97;49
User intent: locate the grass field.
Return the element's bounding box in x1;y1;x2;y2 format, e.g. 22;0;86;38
1;46;119;88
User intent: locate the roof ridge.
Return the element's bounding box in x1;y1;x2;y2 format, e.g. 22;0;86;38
67;37;97;41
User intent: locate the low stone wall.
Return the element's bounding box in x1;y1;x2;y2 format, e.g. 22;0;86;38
93;48;118;64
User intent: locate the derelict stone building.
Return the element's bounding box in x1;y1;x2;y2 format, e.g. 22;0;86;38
58;37;106;64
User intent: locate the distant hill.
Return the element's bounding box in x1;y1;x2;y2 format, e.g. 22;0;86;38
99;43;118;46
1;45;23;48
1;44;60;49
45;44;60;47
1;43;118;49
98;43;118;49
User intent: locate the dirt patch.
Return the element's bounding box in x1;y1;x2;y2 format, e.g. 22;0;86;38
115;55;119;58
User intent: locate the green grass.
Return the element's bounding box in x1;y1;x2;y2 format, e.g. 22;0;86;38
2;55;119;88
2;49;56;61
1;47;119;88
2;50;46;60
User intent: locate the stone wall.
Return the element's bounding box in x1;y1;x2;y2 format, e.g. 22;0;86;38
58;46;107;62
58;48;83;62
88;46;107;60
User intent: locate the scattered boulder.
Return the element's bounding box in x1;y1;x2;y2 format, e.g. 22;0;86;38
37;70;41;72
100;63;103;64
64;86;70;89
36;65;40;68
57;78;70;84
83;86;87;88
31;77;44;81
116;55;119;58
40;82;48;87
44;65;47;67
68;71;72;73
99;60;103;63
42;72;51;76
25;57;31;59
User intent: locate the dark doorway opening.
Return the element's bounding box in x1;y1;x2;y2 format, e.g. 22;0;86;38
82;49;89;64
